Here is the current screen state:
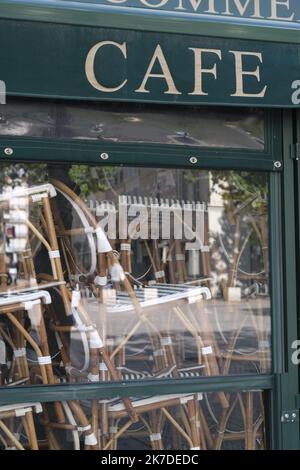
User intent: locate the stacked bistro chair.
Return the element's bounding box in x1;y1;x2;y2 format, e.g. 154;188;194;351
48;180;216;449
0;179;265;449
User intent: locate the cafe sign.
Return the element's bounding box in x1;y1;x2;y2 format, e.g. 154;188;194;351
0;19;300;107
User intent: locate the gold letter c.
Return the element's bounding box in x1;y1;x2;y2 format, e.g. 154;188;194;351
85;41;127;92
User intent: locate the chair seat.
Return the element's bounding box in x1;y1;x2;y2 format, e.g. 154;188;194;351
108;393;203;412
0;290;51;307
0;402;42;414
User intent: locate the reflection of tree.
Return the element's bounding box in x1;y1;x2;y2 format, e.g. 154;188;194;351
68;165;117;198
211;171;268;290
0;163;47;188
0;164;118;196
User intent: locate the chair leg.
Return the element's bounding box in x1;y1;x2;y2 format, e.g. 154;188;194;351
24;410;39;450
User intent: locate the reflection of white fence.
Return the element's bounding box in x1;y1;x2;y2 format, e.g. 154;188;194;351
89;195;207;213
118;195;207;210
89;195;209;249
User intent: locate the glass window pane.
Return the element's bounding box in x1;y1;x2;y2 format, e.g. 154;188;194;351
0;100;55;138
0;390;267;450
0;164;271;390
0;99;264;149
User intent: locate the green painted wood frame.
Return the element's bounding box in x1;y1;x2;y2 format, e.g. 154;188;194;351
0;107;298;449
266;110;300;450
0;109;281;170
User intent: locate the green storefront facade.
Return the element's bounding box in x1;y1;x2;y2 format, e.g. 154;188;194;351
0;0;299;450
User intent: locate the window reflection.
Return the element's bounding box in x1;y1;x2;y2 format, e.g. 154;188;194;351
0;164;271;392
0;99;264;149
